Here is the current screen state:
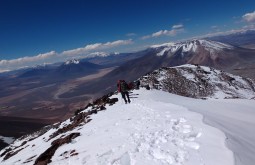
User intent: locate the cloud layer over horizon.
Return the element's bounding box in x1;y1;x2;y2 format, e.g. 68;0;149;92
0;39;133;72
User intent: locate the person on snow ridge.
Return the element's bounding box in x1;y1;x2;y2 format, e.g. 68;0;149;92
117;80;131;104
134;80;140;90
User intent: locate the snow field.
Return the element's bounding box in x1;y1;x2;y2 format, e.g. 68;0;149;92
0;89;234;165
49;89;233;165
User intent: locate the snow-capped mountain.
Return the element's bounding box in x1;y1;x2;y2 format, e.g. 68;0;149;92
17;60;102;78
18;64;55;78
149;39;255;71
65;59;80;65
152;39;233;56
55;60;103;76
139;64;255;99
107;39;255;83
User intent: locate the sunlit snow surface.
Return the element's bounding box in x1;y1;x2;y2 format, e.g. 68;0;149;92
0;89;235;165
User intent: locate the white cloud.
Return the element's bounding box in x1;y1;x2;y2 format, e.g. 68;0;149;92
83;43;102;50
142;28;184;40
152;30;168;37
126;33;136;37
0;39;133;71
88;52;110;58
188;26;255;40
211;25;218;29
172;24;183;29
0;51;57;66
141;24;184;40
152;29;180;37
0;69;10;73
242;24;255;29
243;11;255;23
62;39;133;56
141;35;151;40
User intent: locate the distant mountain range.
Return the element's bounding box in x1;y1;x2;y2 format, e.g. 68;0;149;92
207;29;255;48
18;59;102;78
82;50;150;67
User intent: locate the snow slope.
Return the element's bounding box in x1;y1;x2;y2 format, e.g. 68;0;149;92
163;92;255;165
0;89;234;165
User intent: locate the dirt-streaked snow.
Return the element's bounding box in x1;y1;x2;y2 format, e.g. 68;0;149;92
0;89;235;165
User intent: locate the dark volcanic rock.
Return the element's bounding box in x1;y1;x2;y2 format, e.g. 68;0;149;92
34;132;80;165
49;110;96;141
49;92;118;140
3;146;27;161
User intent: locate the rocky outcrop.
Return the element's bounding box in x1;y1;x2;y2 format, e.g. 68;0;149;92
34;133;80;165
0;141;28;160
140;64;255;99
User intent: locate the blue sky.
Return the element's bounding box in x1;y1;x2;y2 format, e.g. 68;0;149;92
0;0;255;71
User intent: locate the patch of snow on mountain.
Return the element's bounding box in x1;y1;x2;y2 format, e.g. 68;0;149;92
156;47;171;56
88;52;110;58
183;65;254;99
155;40;198;56
65;59;80;65
0;136;15;144
198;39;233;51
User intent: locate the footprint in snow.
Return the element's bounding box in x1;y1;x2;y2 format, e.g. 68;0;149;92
97;150;114;164
112;152;133;165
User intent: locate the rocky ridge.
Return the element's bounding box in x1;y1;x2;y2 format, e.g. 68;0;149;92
139;64;255;99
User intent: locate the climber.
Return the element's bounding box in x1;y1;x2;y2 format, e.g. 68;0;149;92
117;80;131;104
